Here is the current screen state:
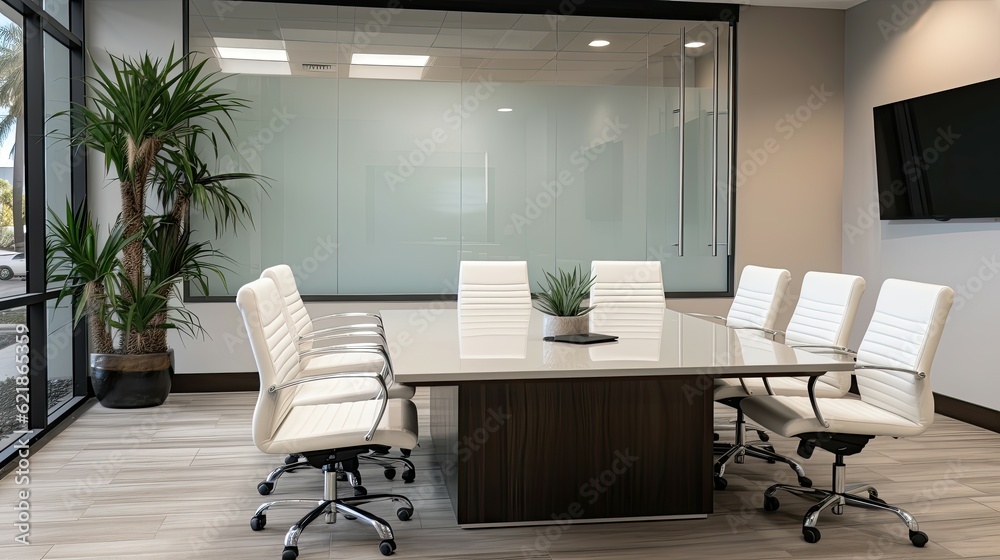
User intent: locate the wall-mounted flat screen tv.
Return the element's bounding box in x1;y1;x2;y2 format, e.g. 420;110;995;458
873;77;1000;220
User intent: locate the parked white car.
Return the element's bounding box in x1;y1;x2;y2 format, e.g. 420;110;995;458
0;252;26;281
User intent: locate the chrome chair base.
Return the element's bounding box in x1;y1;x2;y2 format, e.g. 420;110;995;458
259;453;416;496
713;409;811;490
251;467;414;559
762;457;928;547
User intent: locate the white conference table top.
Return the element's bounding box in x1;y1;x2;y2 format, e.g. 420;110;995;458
381;307;855;385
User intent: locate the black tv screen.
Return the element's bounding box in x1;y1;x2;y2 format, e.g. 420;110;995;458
873;77;1000;220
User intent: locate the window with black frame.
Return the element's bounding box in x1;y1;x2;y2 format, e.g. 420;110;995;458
0;0;86;470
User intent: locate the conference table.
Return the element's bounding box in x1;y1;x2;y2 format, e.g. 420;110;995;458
380;307;854;528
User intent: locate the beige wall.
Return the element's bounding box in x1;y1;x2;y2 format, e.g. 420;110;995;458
671;6;846;325
842;0;1000;409
87;2;847;374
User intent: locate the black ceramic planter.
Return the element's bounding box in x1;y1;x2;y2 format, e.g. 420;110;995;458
90;350;174;408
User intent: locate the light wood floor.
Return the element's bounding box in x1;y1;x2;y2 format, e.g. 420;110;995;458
2;388;1000;560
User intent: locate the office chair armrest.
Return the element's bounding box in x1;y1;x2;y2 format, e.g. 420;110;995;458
806;375;831;429
789;344;857;357
736;376;775;396
268;371;388;442
299;343;400;387
298;330;388;349
855;363;926;379
300;324;384;340
732;325;783;340
688;312;726;323
311;312;383;327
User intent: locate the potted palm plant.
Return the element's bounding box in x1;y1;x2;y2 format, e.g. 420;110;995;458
534;266;596;337
47;48;263;408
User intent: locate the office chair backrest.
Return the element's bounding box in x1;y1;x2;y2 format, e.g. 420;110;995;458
458;261;531;311
856;278;954;428
727;265;791;330
237;277;301;450
589;261;665;312
785;272;866;395
261;264;313;337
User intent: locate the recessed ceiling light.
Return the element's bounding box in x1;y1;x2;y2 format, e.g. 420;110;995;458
216;47;288;62
589;39;611;47
351;53;429;67
498;107;513;113
684;41;706;48
348;65;425;80
217;59;291;76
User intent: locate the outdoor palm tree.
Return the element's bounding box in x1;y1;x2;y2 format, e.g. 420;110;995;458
0;24;23;251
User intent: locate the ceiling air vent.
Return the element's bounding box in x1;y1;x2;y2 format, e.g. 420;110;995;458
302;63;335;72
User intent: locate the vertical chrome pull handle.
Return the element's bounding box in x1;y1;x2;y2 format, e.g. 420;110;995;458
711;26;720;257
726;26;735;257
678;27;686;257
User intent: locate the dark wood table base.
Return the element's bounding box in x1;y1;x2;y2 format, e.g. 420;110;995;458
430;376;714;527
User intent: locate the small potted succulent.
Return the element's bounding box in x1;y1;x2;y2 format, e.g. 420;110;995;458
534;266;596;337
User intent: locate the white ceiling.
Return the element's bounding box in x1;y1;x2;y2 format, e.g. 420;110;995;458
190;1;732;85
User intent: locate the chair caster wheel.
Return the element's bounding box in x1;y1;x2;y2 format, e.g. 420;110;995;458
282;545;298;560
763;496;779;512
402;468;415;483
802;526;821;544
714;476;728;491
798;476;813;488
354;486;367;497
336;472;347;482
757;431;770;442
713;432;720;441
250;515;266;531
257;482;274;496
384;468;397;480
909;530;928;547
397;507;413;521
284;455;298;466
401;449;411;457
379;539;396;556
868;489;886;504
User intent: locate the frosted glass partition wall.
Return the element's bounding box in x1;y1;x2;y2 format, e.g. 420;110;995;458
187;1;733;297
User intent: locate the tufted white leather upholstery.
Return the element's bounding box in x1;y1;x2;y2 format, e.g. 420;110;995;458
237;278;418;456
589;261;665;313
261;265;313;337
726;265;791;330
742;278;954;439
715;272;866;400
458;261;532;311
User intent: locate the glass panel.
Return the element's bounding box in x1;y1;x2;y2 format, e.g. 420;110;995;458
45;32;72;291
190;2;735;296
0;305;28;444
0;10;25;298
46;299;73;412
44;0;71;29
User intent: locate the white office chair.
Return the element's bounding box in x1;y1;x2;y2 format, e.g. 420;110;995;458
457;261;532;311
742;278;954;547
237;277;418;559
713;272;866;489
250;272;416;496
261;264;386;355
589;260;665;313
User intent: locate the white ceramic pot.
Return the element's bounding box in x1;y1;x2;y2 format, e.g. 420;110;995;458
542;314;590;337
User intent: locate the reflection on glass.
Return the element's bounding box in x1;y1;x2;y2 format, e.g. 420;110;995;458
189;3;733;296
47;299;73;412
43;0;71;29
0;306;28;442
45;32;72;291
0;12;25;298
458;309;530;359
